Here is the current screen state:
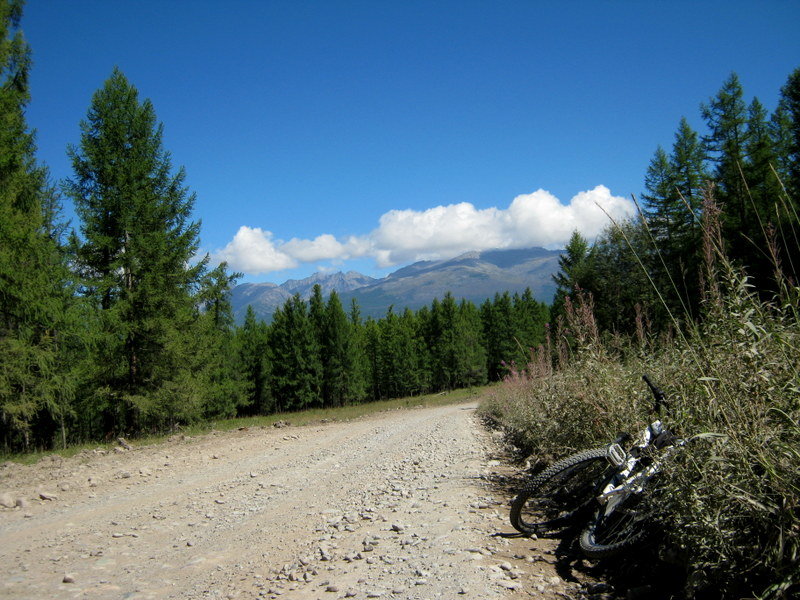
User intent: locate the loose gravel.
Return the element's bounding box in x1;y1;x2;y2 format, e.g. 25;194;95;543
0;402;595;599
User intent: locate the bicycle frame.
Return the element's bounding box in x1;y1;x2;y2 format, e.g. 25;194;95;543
598;419;677;515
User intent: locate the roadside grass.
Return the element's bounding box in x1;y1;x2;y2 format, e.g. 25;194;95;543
1;386;490;466
480;189;800;598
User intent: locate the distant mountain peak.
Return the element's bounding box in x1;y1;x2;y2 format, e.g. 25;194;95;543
230;246;563;323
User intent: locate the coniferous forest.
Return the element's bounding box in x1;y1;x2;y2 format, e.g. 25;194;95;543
1;1;551;451
2;0;799;457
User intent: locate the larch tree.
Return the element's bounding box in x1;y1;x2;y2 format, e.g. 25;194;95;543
0;0;70;449
701;73;749;258
65;68;206;434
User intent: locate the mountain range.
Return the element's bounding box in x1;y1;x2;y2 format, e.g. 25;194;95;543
230;246;564;323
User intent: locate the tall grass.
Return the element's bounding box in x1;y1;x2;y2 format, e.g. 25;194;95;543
480;188;800;597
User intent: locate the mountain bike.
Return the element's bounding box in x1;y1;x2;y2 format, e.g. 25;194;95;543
510;374;708;557
578;374;680;558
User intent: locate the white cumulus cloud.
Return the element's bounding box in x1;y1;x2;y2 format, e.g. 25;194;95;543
214;185;635;275
213;227;296;274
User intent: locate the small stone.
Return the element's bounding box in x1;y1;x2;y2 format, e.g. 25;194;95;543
62;574;75;583
325;585;339;592
0;493;15;508
38;491;58;501
58;482;71;492
498;561;513;571
15;497;28;509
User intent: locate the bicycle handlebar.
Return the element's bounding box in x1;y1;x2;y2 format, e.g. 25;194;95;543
642;374;669;415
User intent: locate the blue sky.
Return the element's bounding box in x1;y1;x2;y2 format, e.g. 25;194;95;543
22;0;800;283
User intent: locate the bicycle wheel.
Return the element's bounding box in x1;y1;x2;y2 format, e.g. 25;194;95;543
579;493;651;558
510;447;611;536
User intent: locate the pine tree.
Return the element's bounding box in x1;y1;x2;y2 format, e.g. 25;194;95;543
701;73;749;256
362;317;382;400
65;68;206;434
551;230;594;324
670;118;707;226
0;0;70;449
642;146;678;242
591;220;656;333
642;120;707;322
322;291;363;406
455;299;487;387
235;306;272;415
742;97;784;287
269;294;322;411
778;67;800;202
378;307;424;398
512;288;548;364
347;298;369;402
195;264;248;419
773;67;800;282
480;292;517;380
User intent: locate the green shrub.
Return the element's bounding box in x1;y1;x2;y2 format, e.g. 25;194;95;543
481;193;800;597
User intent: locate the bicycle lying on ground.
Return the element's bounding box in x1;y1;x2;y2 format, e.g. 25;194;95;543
510;375;710;558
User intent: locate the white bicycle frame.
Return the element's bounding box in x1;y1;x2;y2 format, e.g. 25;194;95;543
598;420;675;516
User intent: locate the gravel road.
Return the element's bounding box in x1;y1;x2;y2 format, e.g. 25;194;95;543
0;401;590;599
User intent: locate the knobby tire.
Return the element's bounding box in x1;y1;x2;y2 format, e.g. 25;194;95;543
510;447;611;536
579;492;651;558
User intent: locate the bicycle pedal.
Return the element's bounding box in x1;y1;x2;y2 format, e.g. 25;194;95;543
606;443;627;467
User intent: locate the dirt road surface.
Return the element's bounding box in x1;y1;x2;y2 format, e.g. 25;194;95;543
0;402;592;599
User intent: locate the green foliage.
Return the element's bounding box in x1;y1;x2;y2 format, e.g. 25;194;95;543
551;230;594;320
0;0;74;450
481;188;800;598
269;294;322;411
235;306;272;414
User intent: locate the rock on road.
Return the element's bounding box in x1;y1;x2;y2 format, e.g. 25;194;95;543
0;401;583;599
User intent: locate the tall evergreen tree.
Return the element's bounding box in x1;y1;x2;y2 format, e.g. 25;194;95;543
0;0;70;449
701;73;750;256
195;264;248;418
322;291;364;406
642;146;678;242
454;299;488;388
480;292;517;380
591;220;657;333
65;68;206;434
778;67;800;202
774;67;800;282
643;120;707;321
269;294;322;411
551;230;594;324
235;305;272;415
670;118;707;225
512;288;549;363
742;97;784;288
